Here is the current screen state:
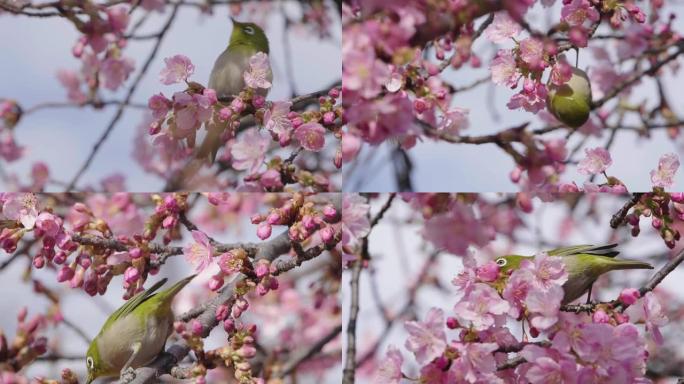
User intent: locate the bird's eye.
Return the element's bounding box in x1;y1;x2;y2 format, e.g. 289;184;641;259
87;356;94;369
496;258;507;267
243;26;255;35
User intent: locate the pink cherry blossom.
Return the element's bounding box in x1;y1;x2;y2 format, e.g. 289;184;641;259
294;122;326;152
230;129;270;174
521;344;578;384
561;0;600;27
650;153;680;188
450;342;499;383
577;147;612;175
2;193;38;229
525;252;568;290
56;70;86;103
373;346;403;384
148;93;171;120
453;283;509;331
525;285;563;330
484;12;522;43
244;52;272;89
519;38;546;71
422;202;495;255
549;59;573;86
159;55;195;85
263;101;293;146
100;56;134;90
404;307;446;364
341;193;370;248
506;79;547;113
490;49;521;88
172;90;214;137
437;107;469;135
643;292;668;345
183;230;213;272
344;50;390;99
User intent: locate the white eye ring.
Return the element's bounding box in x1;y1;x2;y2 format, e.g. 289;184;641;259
244;26;255;35
496;258;507;267
87;356;94;369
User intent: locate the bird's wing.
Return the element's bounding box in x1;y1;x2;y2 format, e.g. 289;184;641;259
547;244;619;258
101;278;168;331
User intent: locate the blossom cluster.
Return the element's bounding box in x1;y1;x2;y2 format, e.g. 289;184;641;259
143;54;341;191
350;193;678;384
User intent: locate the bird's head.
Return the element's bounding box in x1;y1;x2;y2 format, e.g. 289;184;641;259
494;255;530;276
229;18;269;54
85;339;111;384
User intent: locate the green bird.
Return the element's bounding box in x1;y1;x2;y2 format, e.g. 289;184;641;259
495;244;653;305
197;18;272;163
85;275;195;384
546;66;592;128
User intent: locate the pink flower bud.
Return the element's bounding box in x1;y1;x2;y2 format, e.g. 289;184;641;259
267;212;280;225
619;288;641;306
323;205;337;221
17;307;27;322
191;319;203;336
252;95;266;109
215;304;229;322
302;215;316;230
328;87;340;99
33;255;45;269
592;310;610;324
223;319;235;333
319;225;335;244
255;262;269;278
174;321;186;333
446;317;459;329
237;345;257;358
476;261;500;282
124;267;140;284
256;284;268;296
53;251;67;265
218;107;232;121
256;222;272;240
129;247;142;259
529;327;540;338
323;111;335;125
652;218;662;229
208;275;224;291
57;266;75;282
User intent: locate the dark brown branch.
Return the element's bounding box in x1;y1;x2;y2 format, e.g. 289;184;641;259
610;193;644;228
276;323;342;378
342;255;362;384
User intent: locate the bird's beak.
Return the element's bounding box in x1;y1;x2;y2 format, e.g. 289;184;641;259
85;374;94;384
230;16;237;25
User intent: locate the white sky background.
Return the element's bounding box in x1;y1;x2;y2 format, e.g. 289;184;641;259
0;199;340;383
345;2;684;192
342;194;684;382
0;1;341;191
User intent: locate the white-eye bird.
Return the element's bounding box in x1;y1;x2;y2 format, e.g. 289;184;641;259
196;18;272;163
546;67;592;128
495;244;652;305
85;275;195;383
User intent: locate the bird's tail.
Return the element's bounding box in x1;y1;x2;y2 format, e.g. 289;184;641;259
606;258;654;270
155;274;197;304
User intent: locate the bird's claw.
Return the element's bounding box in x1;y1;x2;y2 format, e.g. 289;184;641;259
120;367;137;383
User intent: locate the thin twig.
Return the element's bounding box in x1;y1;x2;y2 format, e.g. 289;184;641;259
64;3;180;191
